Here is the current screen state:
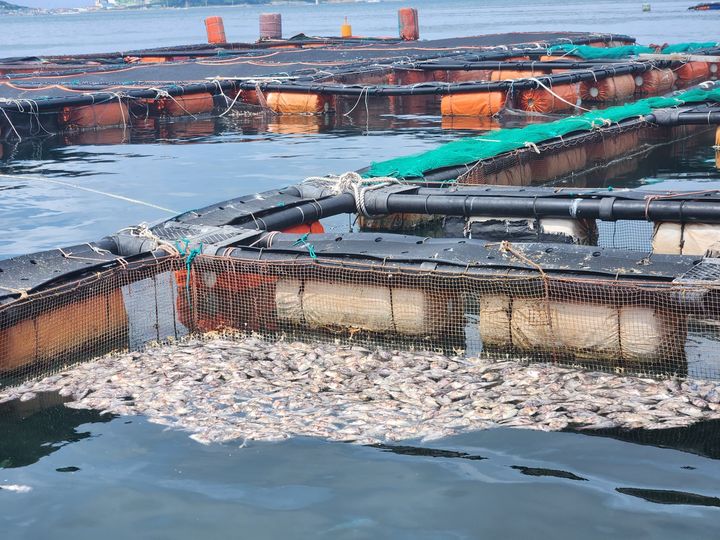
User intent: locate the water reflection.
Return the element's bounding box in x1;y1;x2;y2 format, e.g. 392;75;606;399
0;391;114;469
510;466;588;481
371;443;487;460
616;487;720;507
577;419;720;461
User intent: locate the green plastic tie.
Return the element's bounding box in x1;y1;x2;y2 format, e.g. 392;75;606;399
176;238;204;309
293;233;317;260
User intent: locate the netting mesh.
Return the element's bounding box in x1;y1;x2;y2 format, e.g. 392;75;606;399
366;86;720;179
2;251;720;389
547;44;655;59
547;42;718;59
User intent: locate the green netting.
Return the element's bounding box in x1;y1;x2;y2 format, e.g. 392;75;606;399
366;87;720;179
662;42;718;54
547;42;718;59
547;44;654;59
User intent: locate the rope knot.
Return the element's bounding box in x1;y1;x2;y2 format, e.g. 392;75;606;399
303;171;402;218
176;238;204;307
293;233;317;260
524;141;541;154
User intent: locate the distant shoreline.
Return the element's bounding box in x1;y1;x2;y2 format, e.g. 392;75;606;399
0;0;381;16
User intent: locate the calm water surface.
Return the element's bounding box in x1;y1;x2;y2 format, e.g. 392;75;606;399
2;1;720;538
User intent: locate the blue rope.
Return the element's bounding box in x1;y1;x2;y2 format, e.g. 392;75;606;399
292;233;317;260
176;238;204;308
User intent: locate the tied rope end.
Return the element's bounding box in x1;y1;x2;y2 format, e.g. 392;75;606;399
176;238;204;308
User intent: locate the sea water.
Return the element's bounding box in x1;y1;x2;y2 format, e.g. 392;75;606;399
1;1;720;537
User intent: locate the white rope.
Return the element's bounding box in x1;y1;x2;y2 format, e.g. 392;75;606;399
0;98;56;138
524;141;541;154
342;86;369;116
0;106;21;141
210;80;244;118
117;222;180;256
147;87;198;119
527;77;591;113
250;230;279;248
0;173;178;213
86;242;111;255
303;171;401;218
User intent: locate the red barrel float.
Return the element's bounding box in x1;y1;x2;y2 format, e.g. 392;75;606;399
635;68;676;95
260;13;282;40
205;17;227;45
580;74;636;102
162;93;216;117
60;102;129;129
441;91;507;117
675;61;711;86
517;84;580;114
398;8;419;41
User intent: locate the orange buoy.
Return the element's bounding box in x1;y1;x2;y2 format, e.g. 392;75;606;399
265;92;332;114
635;68;676;95
517;83;580;114
580;74;636;102
440;91;507;117
490;69;539;81
283;222;325;234
259;13;282;40
341;17;352;38
205;16;227;45
60;102;129;129
675;61;711;86
161;93;216;117
539;55;581;62
139;56;168;64
398;7;419;41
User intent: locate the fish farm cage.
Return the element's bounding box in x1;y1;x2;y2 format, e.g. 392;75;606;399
5;30;720;388
5;103;720;385
8;32;720;140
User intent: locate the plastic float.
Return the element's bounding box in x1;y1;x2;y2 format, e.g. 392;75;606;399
0;21;645;139
6;87;720;381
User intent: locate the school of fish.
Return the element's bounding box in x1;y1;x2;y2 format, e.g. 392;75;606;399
2;335;720;446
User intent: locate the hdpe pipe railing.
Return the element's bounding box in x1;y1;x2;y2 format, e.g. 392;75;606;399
0;65;657;114
0;80;241;112
207;62;662;99
398;59;670;71
361;190;720;223
649;108;720;125
242;186;720;233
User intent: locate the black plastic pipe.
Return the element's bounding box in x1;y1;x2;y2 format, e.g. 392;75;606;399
0;80;242;112
232;62;662;97
365;192;720;223
253;193;356;231
650;111;720;126
401;60;667;71
0;59;656;114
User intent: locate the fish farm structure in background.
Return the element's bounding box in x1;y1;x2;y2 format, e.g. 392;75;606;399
689;2;720;10
4;10;720;389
